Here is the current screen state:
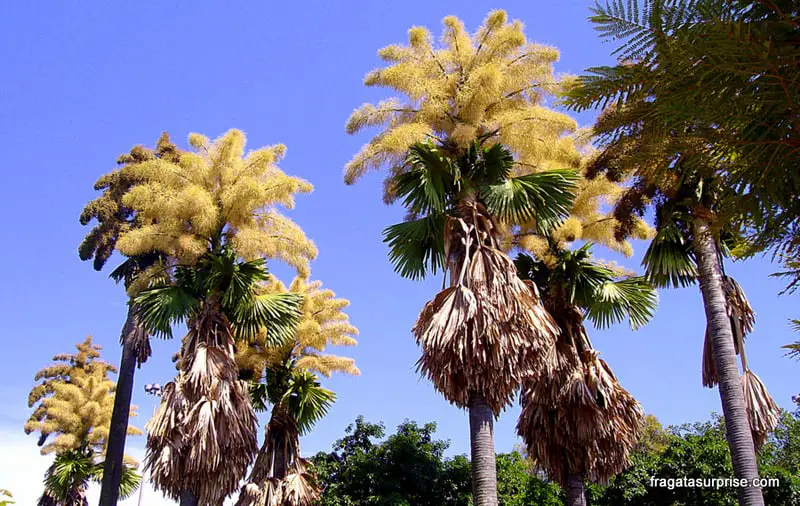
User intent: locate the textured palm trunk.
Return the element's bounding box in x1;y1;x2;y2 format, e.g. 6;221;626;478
99;304;141;506
273;436;288;480
693;218;764;506
179;491;199;506
566;473;587;506
468;392;498;506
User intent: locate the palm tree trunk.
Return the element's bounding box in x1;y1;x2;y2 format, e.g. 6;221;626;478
273;438;288;480
566;473;587;506
692;217;764;506
179;491;199;506
99;304;142;506
468;392;498;506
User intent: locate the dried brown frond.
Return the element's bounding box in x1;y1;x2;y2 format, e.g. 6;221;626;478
701;276;777;446
145;299;258;505
235;406;321;506
414;201;558;414
742;370;780;450
517;316;644;486
723;276;755;338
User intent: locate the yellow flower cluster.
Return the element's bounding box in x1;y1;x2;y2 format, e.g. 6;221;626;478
236;276;359;379
344;10;651;261
514;136;654;264
345;10;578;193
116;129;318;276
25;337;140;456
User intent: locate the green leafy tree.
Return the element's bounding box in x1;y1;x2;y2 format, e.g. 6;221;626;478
312;417;472;506
589;412;800;505
311;417;564;506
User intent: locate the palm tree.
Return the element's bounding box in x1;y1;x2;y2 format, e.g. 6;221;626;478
38;447;141;506
514;244;656;506
117;129;318;505
236;363;335;506
235;275;359;506
344;12;586;503
79;133;178;506
383;140;576;505
564;10;782;496
25;337;142;505
134;247;302;505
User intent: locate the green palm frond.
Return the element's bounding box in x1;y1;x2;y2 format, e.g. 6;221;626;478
481;170;578;232
585;276;658;330
92;462;141;500
589;0;708;61
395;144;453;215
109;252;169;289
770;260;800;296
642;221;697;288
248;382;269;412
383;215;446;280
464;141;514;183
206;251;270;311
282;371;337;436
234;292;303;345
562;63;654;112
134;285;198;338
43;449;95;503
516;244;658;330
784;319;800;359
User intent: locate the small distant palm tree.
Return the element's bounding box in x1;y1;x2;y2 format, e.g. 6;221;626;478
38;447;140;506
26;337;141;505
386;139;576;505
514;244;655;506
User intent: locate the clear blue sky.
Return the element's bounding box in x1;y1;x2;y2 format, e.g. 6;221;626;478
1;0;796;479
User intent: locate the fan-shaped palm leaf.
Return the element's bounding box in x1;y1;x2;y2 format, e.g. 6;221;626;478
91;462;141;500
482;170;579;232
585;277;658;330
383;215;447;280
642;220;697;288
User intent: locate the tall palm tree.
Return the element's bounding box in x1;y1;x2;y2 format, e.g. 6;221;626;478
344;12;588;503
514;244;656;506
25;337;142;505
564;17;781;497
79;133;178;506
384;140;576;505
117;129;318;505
134;247;302;505
236;275;359;506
